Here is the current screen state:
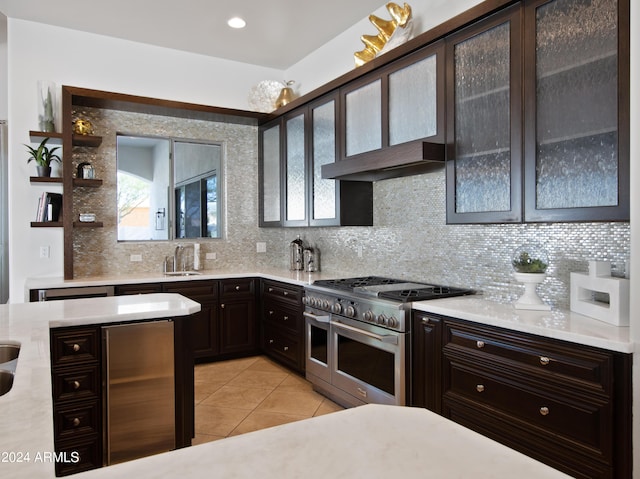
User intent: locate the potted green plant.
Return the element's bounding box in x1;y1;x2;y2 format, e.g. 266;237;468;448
511;245;551;311
25;137;61;177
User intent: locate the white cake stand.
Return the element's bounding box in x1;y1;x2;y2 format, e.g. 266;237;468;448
513;272;551;310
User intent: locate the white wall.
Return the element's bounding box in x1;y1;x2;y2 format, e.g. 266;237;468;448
6;19;281;302
286;0;483;95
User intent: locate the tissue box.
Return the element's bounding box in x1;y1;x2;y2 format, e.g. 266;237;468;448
570;261;630;326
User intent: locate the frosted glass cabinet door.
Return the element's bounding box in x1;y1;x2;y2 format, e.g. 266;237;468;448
389;54;438;145
345;79;382;157
446;6;522;223
524;0;628;221
285;113;307;223
260;123;281;224
311;100;337;222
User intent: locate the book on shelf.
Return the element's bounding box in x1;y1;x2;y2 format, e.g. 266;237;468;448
35;192;62;222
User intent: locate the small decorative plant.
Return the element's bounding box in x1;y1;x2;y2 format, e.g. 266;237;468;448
512;251;548;274
25;137;61;176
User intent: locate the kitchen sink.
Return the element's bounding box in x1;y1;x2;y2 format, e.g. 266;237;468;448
0;343;20;364
0;369;15;396
164;271;202;276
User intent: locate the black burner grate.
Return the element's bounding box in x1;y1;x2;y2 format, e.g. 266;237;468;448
312;277;474;302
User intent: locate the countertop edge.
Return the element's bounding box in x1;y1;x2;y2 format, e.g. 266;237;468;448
412;297;633;353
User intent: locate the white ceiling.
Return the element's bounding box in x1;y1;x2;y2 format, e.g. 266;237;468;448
0;0;386;69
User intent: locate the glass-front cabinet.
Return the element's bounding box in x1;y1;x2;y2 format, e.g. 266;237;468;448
259;120;282;227
446;6;522;223
326;41;445;180
284;112;307;226
258;93;372;227
523;0;628;221
447;0;628;224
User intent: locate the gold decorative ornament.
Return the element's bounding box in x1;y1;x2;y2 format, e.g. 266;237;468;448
354;2;413;67
275;80;296;109
72;119;94;136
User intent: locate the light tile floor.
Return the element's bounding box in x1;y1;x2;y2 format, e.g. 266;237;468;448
193;355;343;445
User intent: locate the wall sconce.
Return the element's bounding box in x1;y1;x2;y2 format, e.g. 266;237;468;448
156;208;166;230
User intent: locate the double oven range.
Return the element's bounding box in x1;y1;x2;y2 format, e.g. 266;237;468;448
304;276;474;408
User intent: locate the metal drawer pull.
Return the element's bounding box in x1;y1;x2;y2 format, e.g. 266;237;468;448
476;341;485;349
283;291;289;296
268;288;274;292
539;406;550;416
235;285;240;291
73;344;81;352
283;346;289;351
283;316;289;321
269;310;274;315
421;318;430;325
539;356;550;366
269;339;274;344
72;381;81;390
221;303;225;308
72;418;81;427
476;384;485;393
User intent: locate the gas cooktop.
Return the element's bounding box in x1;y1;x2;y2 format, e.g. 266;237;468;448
311;276;475;302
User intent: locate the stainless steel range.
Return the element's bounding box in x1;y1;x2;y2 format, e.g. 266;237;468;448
303;276;474;408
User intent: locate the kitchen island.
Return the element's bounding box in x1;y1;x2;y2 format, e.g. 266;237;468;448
0;293;201;478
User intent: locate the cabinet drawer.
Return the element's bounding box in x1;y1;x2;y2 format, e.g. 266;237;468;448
163;280;218;299
54;435;101;477
220;278;255;299
263;300;300;334
444;320;612;391
262;323;300;367
262;280;302;306
446;360;611;457
444;398;612;479
54;400;100;440
51;327;99;367
52;365;100;402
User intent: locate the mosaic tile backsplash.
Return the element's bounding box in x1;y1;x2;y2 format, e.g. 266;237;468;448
72;108;629;311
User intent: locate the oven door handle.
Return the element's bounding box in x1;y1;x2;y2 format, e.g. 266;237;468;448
331;320;398;345
303;311;330;323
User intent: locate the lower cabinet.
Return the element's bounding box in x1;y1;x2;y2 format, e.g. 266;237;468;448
49;319;195;476
50;326;102;476
219;279;258;356
163;278;258;361
260;280;304;373
411;312;442;413
410;314;631;479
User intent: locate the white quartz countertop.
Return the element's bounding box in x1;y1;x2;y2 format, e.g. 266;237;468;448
24;267;347;293
25;269;635;353
0;293;201;478
0;292;570;479
80;404;570;479
412;296;633;353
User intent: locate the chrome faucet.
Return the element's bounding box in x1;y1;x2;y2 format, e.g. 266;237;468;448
174;244;185;272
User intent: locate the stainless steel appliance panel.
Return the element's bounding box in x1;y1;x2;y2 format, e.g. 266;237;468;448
331;316;406;406
39;286;114;301
103;320;175;465
304;309;331;383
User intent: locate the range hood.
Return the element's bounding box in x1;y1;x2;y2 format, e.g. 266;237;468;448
321;141;445;182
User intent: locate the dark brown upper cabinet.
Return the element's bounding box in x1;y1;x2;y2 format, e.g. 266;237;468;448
446;5;523;224
323;41;446;181
447;0;629;224
258;92;372;228
522;0;629;222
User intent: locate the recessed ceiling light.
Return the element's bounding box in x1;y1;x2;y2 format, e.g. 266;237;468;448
227;17;246;29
